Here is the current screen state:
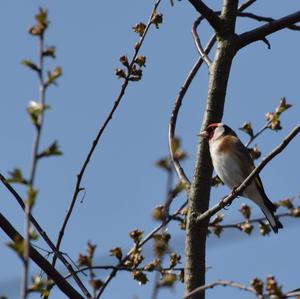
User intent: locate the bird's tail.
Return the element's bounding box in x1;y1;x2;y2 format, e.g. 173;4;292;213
260;198;283;234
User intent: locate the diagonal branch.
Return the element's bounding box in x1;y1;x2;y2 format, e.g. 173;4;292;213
238;12;300;30
168;35;216;187
238;0;257;12
188;0;223;32
0;174;90;297
0;213;85;299
52;0;163;270
95;199;187;298
237;11;300;49
196;124;300;224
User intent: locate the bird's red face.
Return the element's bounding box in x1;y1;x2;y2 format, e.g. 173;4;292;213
199;123;220;140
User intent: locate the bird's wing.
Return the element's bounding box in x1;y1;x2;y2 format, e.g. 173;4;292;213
233;138;267;195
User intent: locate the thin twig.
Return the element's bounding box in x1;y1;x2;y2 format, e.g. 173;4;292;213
57;265;184;286
96;200;187;299
210;212;290;229
151;165;174;299
52;0;164;273
22;31;46;299
168;35;216;187
245;122;270;147
192;16;212;68
0;213;85;299
183;279;255;299
196;124;300;224
0;174;91;298
238;0;257;12
238;12;300;30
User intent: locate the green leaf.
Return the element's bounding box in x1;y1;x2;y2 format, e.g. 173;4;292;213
155;157;171;172
45;66;62;87
151;11;163;29
159;273;177;287
132;270;148;285
110;247;123;261
29;227;39;241
134;56;146;67
37;141;63;159
7;236;24;257
21;60;40;72
43;46;56;58
7;168;28;185
28;275;51;293
239;122;254;138
129;228;143;244
89;279;103;291
132;22;146;37
115;68;126;79
27;186;38;208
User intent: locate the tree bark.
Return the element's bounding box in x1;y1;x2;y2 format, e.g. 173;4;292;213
184;1;239;298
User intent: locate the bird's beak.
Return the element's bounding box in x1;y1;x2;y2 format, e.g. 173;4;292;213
198;130;208;139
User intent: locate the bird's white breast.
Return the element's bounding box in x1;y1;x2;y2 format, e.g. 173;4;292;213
209;139;245;189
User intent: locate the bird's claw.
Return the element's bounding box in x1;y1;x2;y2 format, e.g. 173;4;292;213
221;196;231;209
231;185;239;197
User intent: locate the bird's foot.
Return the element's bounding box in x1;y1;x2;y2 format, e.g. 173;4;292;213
221;196;231;209
231;185;240;197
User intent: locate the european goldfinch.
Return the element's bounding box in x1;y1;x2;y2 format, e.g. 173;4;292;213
200;123;283;233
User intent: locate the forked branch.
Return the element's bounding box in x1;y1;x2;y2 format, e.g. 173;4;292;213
188;0;223;32
237;11;300;49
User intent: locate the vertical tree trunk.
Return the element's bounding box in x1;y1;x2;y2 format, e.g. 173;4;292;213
184;2;239;298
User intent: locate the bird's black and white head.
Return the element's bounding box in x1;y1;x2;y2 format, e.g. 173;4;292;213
199;123;236;143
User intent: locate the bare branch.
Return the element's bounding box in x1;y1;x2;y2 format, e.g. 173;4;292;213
237;11;300;49
285;288;300;298
188;0;223;32
238;12;300;30
0;213;85;299
245;122;270;147
23;23;47;299
192;16;213;68
52;0;163;270
0;173;90;297
238;0;257;12
210;212;290;230
96;200;187;298
183;279;255;299
197;124;300;224
168;36;216;187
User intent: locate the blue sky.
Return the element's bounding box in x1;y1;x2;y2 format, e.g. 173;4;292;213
0;1;299;298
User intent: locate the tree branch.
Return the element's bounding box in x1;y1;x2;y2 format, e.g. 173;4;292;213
197;124;300;224
95;200;187;298
52;0;163;271
237;11;300;49
192;16;213;68
188;0;223;32
0;173;90;297
238;12;300;30
0;213;85;299
238;0;257;12
168;34;216;187
183;279;255;299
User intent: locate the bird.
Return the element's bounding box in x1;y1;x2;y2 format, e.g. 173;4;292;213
199;123;283;233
